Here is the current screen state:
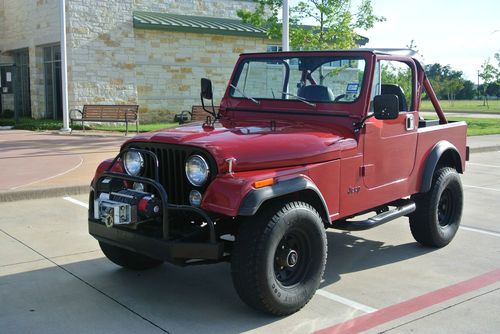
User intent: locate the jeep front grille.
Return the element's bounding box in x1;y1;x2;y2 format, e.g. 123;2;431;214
125;143;216;205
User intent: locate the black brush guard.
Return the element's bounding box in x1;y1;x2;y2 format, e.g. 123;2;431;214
88;148;224;263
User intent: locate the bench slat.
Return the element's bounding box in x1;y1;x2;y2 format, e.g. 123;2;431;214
191;106;219;122
70;104;139;135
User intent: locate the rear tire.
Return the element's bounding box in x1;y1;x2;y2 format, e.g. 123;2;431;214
410;167;463;247
99;242;163;270
231;201;327;316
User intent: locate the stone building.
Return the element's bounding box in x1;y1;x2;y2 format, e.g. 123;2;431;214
0;0;281;122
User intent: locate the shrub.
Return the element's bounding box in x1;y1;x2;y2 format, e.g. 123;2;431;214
2;109;14;118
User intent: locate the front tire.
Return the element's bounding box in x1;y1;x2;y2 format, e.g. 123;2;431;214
410;167;463;247
231;201;327;316
99;242;163;270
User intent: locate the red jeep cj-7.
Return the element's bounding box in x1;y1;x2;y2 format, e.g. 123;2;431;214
88;49;468;315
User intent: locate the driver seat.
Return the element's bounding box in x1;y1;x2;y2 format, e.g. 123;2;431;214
381;84;407;111
297;85;335;102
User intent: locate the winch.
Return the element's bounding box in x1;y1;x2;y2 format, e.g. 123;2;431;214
94;189;161;228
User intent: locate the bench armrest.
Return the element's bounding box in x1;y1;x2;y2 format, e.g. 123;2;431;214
70;109;83;119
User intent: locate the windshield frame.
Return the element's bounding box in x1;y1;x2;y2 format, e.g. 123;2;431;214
228;54;368;105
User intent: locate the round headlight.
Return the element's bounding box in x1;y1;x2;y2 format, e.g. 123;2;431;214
123;151;144;176
185;155;209;187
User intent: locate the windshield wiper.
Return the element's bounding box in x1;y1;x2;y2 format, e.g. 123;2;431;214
230;84;260;105
279;91;316;107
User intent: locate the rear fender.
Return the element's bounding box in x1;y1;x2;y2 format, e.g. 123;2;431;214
420;141;463;193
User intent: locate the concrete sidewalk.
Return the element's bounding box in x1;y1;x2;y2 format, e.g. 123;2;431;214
0;130;127;202
0;129;499;202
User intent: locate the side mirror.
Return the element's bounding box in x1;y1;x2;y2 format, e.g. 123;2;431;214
201;78;213;100
373;94;399;120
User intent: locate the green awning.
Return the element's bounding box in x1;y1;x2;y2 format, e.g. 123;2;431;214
133;11;267;38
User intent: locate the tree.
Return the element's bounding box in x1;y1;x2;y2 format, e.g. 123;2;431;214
479;59;498;107
237;0;385;50
496;53;500;81
424;63;465;102
455;80;475;100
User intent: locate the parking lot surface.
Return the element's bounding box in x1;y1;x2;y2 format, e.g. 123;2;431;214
1;151;499;334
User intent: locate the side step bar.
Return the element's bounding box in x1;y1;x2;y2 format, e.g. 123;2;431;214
332;200;416;231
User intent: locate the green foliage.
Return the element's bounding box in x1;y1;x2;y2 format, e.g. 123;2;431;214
420;99;500;113
424;63;465;101
237;0;385;50
1;109;14;118
0;117;177;133
381;62;412;98
455;80;475;100
479;59;499;107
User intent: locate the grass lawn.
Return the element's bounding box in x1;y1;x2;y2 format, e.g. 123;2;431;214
447;117;500;136
420;99;500;113
0;117;177;133
1;116;499;137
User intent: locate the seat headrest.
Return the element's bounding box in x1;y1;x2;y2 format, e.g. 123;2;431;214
381;84;407;111
297;85;335;102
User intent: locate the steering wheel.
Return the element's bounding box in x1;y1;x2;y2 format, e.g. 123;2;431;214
333;94;346;102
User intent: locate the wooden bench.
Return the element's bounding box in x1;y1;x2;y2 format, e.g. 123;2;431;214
177;105;220;124
70;105;139;135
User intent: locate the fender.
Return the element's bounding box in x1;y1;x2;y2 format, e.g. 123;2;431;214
420;140;463;193
238;176;330;217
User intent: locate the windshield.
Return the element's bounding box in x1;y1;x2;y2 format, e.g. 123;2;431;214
230;56;366;104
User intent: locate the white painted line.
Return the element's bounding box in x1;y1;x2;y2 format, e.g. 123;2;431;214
11;156;84;190
460;226;500;238
316;289;378;313
468;162;500;168
63;196;89;209
463;184;500;192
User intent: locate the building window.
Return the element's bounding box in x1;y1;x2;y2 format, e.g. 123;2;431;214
267;45;283;53
43;45;62;119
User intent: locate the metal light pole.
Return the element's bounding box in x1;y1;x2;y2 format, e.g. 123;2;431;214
60;0;71;132
282;0;289;52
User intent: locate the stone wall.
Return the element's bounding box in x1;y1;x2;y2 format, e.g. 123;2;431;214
1;0;266;121
0;0;60;51
134;30;271;121
0;0;60;118
66;0;264;122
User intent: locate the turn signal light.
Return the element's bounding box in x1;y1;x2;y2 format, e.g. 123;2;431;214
254;178;275;188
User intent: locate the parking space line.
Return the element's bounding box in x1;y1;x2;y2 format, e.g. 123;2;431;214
316;289;377;313
463;184;500;192
460;225;500;238
63;196;89;209
0;227;170;333
315;269;500;334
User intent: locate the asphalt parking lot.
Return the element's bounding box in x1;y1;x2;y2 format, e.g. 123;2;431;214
1;151;499;334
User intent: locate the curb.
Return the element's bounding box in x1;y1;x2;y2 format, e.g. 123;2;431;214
470;146;500;154
0;185;89;203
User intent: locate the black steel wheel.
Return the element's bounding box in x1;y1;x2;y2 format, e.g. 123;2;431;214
99;242;163;270
410;167;463;247
231;201;327;316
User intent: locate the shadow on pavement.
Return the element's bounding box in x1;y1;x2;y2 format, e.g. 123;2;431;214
0;231;437;333
322;231;436;287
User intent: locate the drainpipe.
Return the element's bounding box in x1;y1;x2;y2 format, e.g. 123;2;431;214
60;0;71;132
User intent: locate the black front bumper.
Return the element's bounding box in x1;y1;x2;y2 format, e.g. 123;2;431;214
89;148;224;263
89;220;224;261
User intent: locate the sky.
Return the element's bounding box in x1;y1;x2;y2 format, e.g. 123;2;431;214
289;0;500;81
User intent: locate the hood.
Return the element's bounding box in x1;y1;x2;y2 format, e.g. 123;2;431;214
126;120;354;172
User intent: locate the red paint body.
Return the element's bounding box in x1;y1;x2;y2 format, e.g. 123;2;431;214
95;50;467;222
